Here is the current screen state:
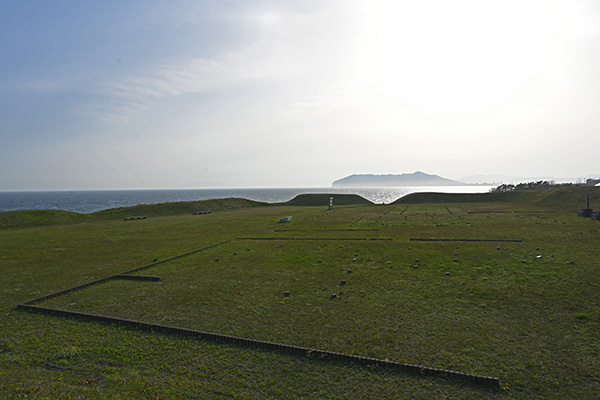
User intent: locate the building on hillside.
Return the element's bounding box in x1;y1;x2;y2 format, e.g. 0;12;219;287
585;178;600;186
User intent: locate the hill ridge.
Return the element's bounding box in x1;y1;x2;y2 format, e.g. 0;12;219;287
332;171;463;187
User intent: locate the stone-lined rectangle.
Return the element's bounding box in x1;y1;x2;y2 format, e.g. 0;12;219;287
17;304;501;390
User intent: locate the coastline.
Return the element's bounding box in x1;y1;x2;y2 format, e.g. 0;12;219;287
0;186;494;214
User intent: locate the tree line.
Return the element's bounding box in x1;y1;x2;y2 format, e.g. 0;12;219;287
489;181;557;193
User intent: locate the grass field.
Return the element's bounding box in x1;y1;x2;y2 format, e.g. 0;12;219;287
1;187;599;399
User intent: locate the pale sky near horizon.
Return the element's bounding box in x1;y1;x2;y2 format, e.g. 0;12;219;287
2;0;599;190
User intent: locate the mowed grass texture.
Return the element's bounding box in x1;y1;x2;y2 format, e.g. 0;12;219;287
1;192;600;399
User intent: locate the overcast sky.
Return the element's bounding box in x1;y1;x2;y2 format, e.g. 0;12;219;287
2;0;599;190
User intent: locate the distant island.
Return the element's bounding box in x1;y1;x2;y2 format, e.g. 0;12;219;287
332;171;464;187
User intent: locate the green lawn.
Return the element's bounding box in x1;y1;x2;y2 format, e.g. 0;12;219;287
1;191;599;399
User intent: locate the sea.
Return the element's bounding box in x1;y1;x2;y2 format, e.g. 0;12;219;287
0;186;494;214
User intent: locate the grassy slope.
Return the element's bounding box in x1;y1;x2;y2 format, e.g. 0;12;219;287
395;185;600;210
0;194;371;230
1;190;599;399
94;197;270;219
528;185;600;209
0;198;269;230
0;209;90;230
393;191;527;204
284;193;374;206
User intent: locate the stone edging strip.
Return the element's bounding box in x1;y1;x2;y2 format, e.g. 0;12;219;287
274;229;380;232
467;211;552;214
410;238;522;243
17;304;500;390
22;275;120;306
116;275;160;282
119;240;231;275
21;241;231;306
237;237;393;241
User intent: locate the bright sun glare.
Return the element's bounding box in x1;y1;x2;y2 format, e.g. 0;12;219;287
375;0;558;115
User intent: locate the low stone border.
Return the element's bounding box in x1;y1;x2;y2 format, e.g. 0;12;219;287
120;240;231;276
124;216;146;220
384;206;409;216
21;241;231;306
238;237;393;241
17;304;500;390
22;275;120;306
410;238;522;243
467;211;552;214
116;275;160;282
274;229;380;232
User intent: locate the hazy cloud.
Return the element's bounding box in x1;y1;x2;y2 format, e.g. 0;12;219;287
2;0;600;190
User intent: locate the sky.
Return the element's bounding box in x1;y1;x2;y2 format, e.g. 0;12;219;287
1;0;600;190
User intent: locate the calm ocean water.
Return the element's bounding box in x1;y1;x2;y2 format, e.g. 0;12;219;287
0;186;493;214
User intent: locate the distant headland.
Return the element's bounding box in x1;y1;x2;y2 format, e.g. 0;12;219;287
332;171;464;187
